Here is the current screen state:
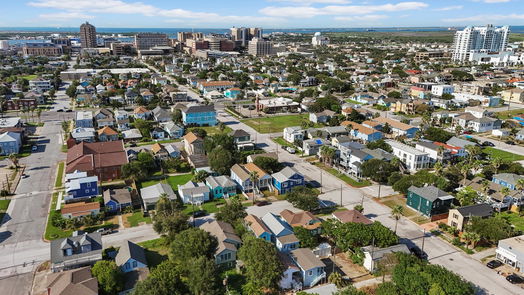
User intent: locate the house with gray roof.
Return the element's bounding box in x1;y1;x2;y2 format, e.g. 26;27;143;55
447;204;492;231
205;175;237;199
261;212;299;252
140;183;176;210
200;220;241;267
0;131;22;155
50;232;103;271
362;244;410;272
302;138;330;156
407;185;454;217
272;166;304;194
492;173;524;191
152;106;172;123
446;136;475;149
116;241;148;273
289;248;326;288
178;181;211;204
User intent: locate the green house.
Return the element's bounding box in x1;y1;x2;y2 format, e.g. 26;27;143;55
407;185;454;217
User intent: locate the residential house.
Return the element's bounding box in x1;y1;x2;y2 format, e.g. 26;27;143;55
115;110;130;131
205;175;237;198
289;248;326;288
387;140;430;171
280;209;321;235
332;209;372;225
103;188;133;213
75;111;93;128
407;185;454;217
140;89;154;101
116;241;148;273
45;266;98;295
200;221;242;267
152;106;172;122
125;90;139;104
50;232;103;271
230;129;255;150
181;104;217;126
492;173;524;190
496;235;524;271
283;126;305;144
64;171;99;202
447;204;492;231
262;212;300;252
198;81;235;94
161;121;184;139
309;110;335;124
0;131;22;155
446;136;476;150
362;244;410;272
244;214;272;242
61;202;101;219
230;163;272;192
122;129;143;141
140;183;177;210
133;106;151;120
302;138;329;156
278;252;301;290
337;145;373;177
71;127;96;143
414;141;453;163
372;117;419;138
272;167;304;194
178;181;211;204
97;126;119;142
342;121;383;142
502;88;524;103
164;144;180;158
464;177;523;211
66;141;128;181
93;109;114;128
183;132;205;155
151;127;166;139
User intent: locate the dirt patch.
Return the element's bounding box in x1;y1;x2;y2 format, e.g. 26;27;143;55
333;252;374;283
122;213;133;228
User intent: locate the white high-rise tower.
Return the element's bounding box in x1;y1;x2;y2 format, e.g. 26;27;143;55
452;24;510;62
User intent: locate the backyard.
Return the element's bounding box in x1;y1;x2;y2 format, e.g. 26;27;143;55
497;211;524;232
140;173;193;190
314;162;371;188
241;114;309;134
125;211;152;227
377;194;430;225
495;108;524;120
182;198;226;215
188;125;232;136
138;238;169;268
483;147;524;162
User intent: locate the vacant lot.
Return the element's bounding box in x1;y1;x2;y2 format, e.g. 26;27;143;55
242;114;308;133
495;108;524;120
140;174;193;191
497;211;524;232
138;238;169;268
483;147;524;162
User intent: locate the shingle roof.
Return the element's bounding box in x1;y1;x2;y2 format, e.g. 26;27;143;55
115;241;147;267
455;204;493;218
46;266;98;295
290;248;326;270
408;185;453;202
272;167;301;183
244;214;271;237
332;210;372;225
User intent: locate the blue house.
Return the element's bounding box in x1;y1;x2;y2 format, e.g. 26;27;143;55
272;167;304;194
262;213;300;252
181;104;217;126
115;241;148;273
0;131;22;155
64;171;99;202
492;173;524;191
103;188;133;213
224;88;241;99
289;248;326;288
205;175;237;198
244;214;273;242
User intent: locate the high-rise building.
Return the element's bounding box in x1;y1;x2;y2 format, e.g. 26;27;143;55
80;22;97;48
312;32;330;46
177;32;203;43
248;38;274;57
230;27;250;47
249;28;263;39
134;33;169;50
452;24;510;62
0;40;9;50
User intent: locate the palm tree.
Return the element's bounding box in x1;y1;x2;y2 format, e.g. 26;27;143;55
8;154;18;169
460;163;471;187
320;146;336;167
462;232;472;248
436;146;445;162
465;145;481;164
469;232;481;249
391;205;404;234
501;186;510;197
434;161;443;177
249;171;259;202
515;178;524;192
481;180;490;197
36;109;42;124
492;157;503;174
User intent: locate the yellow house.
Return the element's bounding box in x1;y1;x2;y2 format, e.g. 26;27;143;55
502;88;524;103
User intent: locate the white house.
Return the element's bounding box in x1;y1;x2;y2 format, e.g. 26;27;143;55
431;85;454;97
362;244;410;272
387;140;430;171
283;126;305;144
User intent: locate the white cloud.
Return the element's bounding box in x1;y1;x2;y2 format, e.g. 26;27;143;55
39;12;94;20
482;0;511;3
260;2;429;18
434;5;463;11
443;13;524;23
334;14;388;21
269;0;351;3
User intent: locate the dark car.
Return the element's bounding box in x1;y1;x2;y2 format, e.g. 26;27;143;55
192;210;208;218
463;130;472;134
482;141;495;147
56;109;64;112
505;140;515;145
129;142;137;147
65;109;73;112
410;246;428;260
506;274;524;284
256;200;270;207
486;260;503;269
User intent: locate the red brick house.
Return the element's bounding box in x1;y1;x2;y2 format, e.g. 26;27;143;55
66;141;128;181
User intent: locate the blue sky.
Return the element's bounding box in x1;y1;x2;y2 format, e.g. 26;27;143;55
1;0;523;28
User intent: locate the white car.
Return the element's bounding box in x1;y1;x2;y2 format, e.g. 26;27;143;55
286;147;296;154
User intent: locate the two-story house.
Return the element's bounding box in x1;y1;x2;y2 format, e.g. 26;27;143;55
289;248;326;288
205;175;237;199
262;213;299;252
272;167;304;194
97;126;119;142
230;163;272;193
103;188;133;213
407;185;454;217
64;171;99;202
244;214;273;242
50;232;103;271
183;132;205;155
280;209;322;235
75;111;93;128
447;204;492;231
161;121;184;139
181;104;217;126
178;181;211;204
283;126;305;144
114;109;130;131
387;140;430;171
115;241;148;273
0;131;22;155
492;173;524;190
230;129;254;150
201;220;242;267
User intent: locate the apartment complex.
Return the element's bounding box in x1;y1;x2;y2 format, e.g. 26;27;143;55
312;32;330;46
452;24;510;62
22;43;63;56
134;33;169;50
230;27;262;47
80;22;97;48
248;38;274;57
177;32;203;43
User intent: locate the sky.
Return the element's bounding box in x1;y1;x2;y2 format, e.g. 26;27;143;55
0;0;523;28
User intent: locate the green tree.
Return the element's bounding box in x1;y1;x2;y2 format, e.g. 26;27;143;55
253;156;284;174
186;257;221;295
391;205;404;234
170;228;218;261
238;236;284;293
192;170;209;183
215;198;246;225
286;186;319;211
294;226;318;248
455;186;478;206
365;139;392;152
375;282;400;295
172;109;182;124
208;146;234;175
361;159;398;183
468;216;513;244
91;260;122;295
333;286;367;295
190;128;207;138
133;260;187;295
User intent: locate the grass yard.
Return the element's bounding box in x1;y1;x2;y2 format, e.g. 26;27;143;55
138;238;169;268
497;212;524;232
315;162;371;188
0;199;10;223
495;108;524;120
242;114;309;134
126;211;152;227
45;192;73;240
183;198;226;215
55;162;65;188
140;173;193;191
379;195;417;218
20;74;37;80
346;99;364;105
188;125;232;136
483;147;524;162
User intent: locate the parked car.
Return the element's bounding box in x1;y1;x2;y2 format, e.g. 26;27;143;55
286;147;296;154
129;142;137;147
410;246;428;260
482;141;495;147
96;227;114;235
56;109;64;112
65;109;73;113
486;260;503;269
256;200;270;206
463;130;472;134
506;274;524;284
505;140;515;145
192;210;208;218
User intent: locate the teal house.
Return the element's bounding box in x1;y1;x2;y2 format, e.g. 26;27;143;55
407;185;454;217
205;175;237;199
181;104;217;126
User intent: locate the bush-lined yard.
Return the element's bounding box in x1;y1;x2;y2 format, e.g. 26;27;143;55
242;114;309;133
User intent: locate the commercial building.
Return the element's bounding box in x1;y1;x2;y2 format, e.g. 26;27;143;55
431;85;454;97
452;24;510;62
134;33;169;50
22;43;63;56
312;32;330;46
248;38;274;56
496;235;524;271
0;40;9;50
80;22;97;48
177;31;203;43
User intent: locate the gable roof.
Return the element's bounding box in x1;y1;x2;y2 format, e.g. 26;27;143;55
115;241;147;267
183;132;202;144
455;203;493;218
332;209;372;225
97;126;118;136
103;188;132;205
244;214;271;237
272;167;302;183
200;220;241;256
261;212;293;237
408;185;453;202
290;248;326;270
46;266;98;295
280;209;321;230
66;141;127;173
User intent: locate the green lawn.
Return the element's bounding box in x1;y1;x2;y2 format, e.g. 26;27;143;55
45;192;73;240
346;99;364;105
182;198;226;215
497;212;524;232
315;162;371;188
140;174;193;191
134;138;181;147
0;199;10;223
126;211;152;227
495;108;524;120
188;125;232;136
20;74;37;80
55;162;65;188
138;238;169;268
241;114;309;133
483;147;524;162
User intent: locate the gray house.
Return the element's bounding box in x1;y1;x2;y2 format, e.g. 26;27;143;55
302;138;329;156
50;232;103;272
200;220;242;267
289;248;326;288
116;241;148;273
140;183;177;210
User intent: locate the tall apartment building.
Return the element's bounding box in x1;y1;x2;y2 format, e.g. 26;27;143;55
134;33;169;50
177;32;203;43
248;38;274;57
452;24;510;62
80;22;97;48
249;28;263;39
230;27;262;47
0;40;9;50
22;43;63;56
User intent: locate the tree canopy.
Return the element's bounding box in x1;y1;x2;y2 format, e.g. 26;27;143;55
253;156;284;174
322;219;398;252
286;186;319;211
91;260;123;295
170;228;218;261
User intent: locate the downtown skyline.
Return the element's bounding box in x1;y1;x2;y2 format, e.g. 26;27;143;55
0;0;523;29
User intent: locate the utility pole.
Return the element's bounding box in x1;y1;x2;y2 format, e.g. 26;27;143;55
191;192;195;227
339;183;343;207
320;170;323;193
421;229;426;252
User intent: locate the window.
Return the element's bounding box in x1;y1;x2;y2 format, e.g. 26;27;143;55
132;261;137;268
308;270;313;276
85;189;90;193
86;183;91;188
